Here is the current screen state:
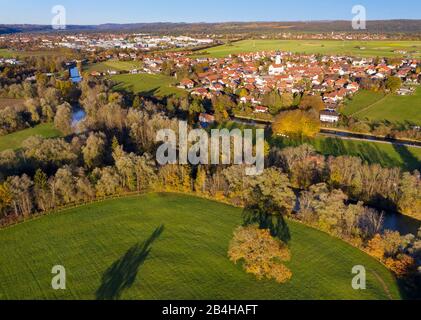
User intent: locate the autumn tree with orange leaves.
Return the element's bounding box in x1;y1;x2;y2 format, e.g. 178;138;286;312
228;225;292;284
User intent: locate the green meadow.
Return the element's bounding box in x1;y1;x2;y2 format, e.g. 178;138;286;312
0;193;401;300
198;40;421;58
0;49;63;58
274;136;421;172
85;60;143;73
0;123;62;152
342;87;421;125
111;73;187;98
0;49;20;58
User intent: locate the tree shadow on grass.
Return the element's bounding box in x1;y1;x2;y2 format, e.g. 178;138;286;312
96;225;165;300
139;87;160;98
392;144;421;172
318;137;399;168
242;207;291;244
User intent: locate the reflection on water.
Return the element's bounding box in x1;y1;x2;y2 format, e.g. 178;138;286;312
383;213;421;235
72;108;86;127
294;193;420;236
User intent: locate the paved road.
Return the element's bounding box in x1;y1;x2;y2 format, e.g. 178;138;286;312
230;117;421;149
320;129;421;149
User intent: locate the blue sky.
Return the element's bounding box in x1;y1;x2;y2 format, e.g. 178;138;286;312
0;0;420;25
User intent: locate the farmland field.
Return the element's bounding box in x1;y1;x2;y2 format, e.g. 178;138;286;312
0;49;19;58
0;123;62;152
341;91;386;116
111;73;187;98
0;193;401;300
342;87;421;124
274;136;421;172
85;60;143;73
0;49;63;58
197;40;421;58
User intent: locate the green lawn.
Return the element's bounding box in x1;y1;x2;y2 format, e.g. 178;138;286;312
0;49;18;58
85;60;143;73
0;123;62;152
0;193;401;300
342;91;387;117
342;88;421;125
274;136;421;172
111;73;187;98
198;40;421;58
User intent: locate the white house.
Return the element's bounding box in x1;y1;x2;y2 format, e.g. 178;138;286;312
320;110;340;123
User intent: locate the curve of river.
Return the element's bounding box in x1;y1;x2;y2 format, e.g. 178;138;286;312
70;113;420;236
233;117;421;236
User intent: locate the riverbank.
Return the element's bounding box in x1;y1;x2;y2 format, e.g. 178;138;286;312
320;128;421;149
232;115;421;148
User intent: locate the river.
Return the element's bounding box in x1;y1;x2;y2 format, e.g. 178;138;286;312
320;128;421;149
232;117;421;236
294;193;420;236
71;107;86;127
383;212;420;235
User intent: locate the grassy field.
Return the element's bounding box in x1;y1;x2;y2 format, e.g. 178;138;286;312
0;49;19;58
342;87;421;125
0;123;62;152
112;73;187;98
197;40;421;58
274;136;421;172
341;91;386;116
0;49;62;58
0;193;401;300
85;60;143;73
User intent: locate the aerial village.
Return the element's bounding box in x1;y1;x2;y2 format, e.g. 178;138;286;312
91;49;420;124
1;32;420;125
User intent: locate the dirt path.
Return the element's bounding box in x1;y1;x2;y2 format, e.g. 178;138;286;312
350;94;389;117
371;270;394;300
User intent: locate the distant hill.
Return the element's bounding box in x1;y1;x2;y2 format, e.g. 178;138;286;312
1;20;421;35
0;24;96;35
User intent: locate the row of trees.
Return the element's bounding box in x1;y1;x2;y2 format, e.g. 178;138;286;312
270;144;421;220
337;115;421;141
1;151;419;278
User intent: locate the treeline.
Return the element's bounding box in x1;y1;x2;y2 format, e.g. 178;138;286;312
337;116;421;142
1;147;420;280
270;144;421;220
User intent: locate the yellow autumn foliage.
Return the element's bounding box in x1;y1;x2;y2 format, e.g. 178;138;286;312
228;225;292;284
272;109;320;138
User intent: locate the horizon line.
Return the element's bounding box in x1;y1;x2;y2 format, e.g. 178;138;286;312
2;18;421;27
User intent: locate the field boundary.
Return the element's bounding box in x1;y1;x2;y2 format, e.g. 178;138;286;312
350;94;390;117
